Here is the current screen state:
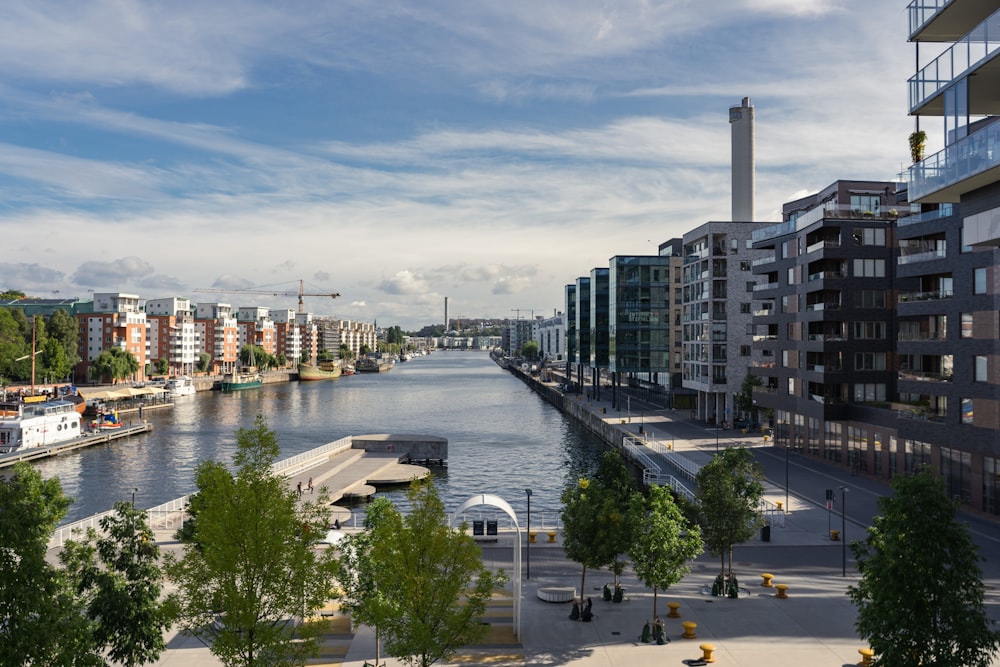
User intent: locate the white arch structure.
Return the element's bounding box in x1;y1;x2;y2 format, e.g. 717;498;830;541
450;493;522;638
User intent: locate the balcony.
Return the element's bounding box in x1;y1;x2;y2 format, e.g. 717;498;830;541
751;256;775;268
898;288;954;302
806;240;841;254
752;282;779;292
807;270;845;281
897;203;954;227
898;369;954;382
898;248;948;264
907;114;1000;203
898;331;947;341
908;8;1000;114
805;302;840;312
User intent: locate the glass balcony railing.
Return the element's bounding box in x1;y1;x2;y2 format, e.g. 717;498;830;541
908;0;954;37
898;288;954;302
897;203;954;227
907;119;1000;200
908;8;1000;113
898;248;948;264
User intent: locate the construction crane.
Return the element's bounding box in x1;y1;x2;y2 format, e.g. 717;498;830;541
193;280;340;313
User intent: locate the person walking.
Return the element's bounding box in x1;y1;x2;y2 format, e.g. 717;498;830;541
297;481;302;498
307;477;314;494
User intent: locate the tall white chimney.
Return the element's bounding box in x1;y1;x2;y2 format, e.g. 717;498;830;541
729;96;755;221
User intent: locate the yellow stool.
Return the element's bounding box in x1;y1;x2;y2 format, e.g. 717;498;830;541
699;643;717;663
760;573;774;587
547;531;557;543
681;621;697;639
775;583;789;599
528;532;537;543
667;601;681;618
858;647;874;666
776;501;783;510
830;529;840;541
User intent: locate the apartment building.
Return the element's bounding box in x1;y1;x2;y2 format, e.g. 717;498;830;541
902;1;1000;513
315;318;377;359
194;302;240;375
534;312;566;362
681;221;769;425
145;297;197;376
236;306;276;357
76;293;147;383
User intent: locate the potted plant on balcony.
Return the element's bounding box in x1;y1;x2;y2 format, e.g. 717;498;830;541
909;130;927;163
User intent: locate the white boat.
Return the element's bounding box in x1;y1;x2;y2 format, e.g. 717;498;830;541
0;399;83;454
165;375;196;397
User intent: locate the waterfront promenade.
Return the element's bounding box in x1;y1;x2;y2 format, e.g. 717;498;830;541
143;388;933;667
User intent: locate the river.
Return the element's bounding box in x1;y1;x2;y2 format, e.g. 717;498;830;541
37;351;606;525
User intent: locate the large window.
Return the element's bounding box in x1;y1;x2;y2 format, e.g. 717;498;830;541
855;352;886;370
855;227;886;246
853;383;886;402
855;290;886;308
853;258;886;277
975;355;988;382
850;195;881;215
854;321;886;339
974;267;987;294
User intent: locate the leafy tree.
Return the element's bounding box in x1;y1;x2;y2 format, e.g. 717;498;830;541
521;341;539;359
561;451;637;602
0;462;83;665
849;470;1000;667
337;344;353;361
0;289;25;300
628;484;703;619
344;480;505;667
60;501;172;666
88;347;140;384
46;309;79;369
734;373;761;420
196;352;211;373
0;308;31;381
154;358;169;376
695;447;764;579
359;344;372;355
39;336;73;383
165;415;338;667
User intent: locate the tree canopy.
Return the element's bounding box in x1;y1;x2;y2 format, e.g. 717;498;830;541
337;480;504;667
695;447;764;578
849;470;1000;667
165;415;338;667
88;347;140;384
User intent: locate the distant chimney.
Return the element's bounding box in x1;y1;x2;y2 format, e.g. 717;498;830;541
729;96;755;221
444;296;449;330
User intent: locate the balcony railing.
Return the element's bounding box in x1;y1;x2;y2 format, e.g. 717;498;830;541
808;270;845;281
897;331;946;341
907;113;1000;201
907;0;954;37
805;302;840;312
898;248;947;264
898;369;953;382
897;203;954;227
908;8;1000;113
806;240;841;254
753;282;779;292
751;256;775;267
898;289;953;302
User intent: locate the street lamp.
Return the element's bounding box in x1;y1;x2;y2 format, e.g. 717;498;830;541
525;489;532;580
131;487;138;506
840;486;849;577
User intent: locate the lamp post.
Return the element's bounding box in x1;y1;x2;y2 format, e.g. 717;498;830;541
785;441;790;512
525;488;532;580
131;487;138;506
840;486;848;577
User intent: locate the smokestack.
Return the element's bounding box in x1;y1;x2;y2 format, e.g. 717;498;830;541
444;297;449;332
729;96;755;221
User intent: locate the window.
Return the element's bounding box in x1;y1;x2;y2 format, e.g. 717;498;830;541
855;228;886;246
853;258;886;277
975;355;988;382
739;344;751;357
856;290;886;309
740;261;751;271
787;377;796;395
962;398;974;425
961;313;973;338
850;194;881;215
855;352;886;370
853;383;886;402
746;281;755;292
854;321;886;339
740;303;751;313
974;267;987;294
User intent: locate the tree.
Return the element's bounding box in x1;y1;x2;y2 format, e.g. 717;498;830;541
520;341;539;359
196;352;212;373
46;309;80;371
154;358;169;376
695;447;764;579
561;450;637;602
337;343;353;361
165;415;338;667
341;480;505;667
627;484;703;619
359;344;372;355
734;373;761;421
88;348;140;384
0;462;81;665
60;501;172;666
849;470;1000;666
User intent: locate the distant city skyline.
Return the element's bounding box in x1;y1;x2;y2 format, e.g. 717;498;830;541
0;1;916;329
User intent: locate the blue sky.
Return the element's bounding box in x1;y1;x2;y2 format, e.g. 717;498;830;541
0;1;917;330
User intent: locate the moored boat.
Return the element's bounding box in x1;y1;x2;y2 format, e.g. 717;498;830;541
220;367;263;391
356;357;393;373
297;361;342;381
342;364;356;376
165;375;197;397
0;399;83;454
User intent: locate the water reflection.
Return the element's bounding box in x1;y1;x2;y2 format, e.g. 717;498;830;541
38;352;606;524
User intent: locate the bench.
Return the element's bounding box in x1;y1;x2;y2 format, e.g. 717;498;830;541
537;586;576;603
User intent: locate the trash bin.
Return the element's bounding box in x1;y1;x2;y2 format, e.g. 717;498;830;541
761;525;771;542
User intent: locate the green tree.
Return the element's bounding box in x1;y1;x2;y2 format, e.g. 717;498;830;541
849;470;1000;666
196;352;212;373
165;415;338;667
0;462;84;665
695;447;764;579
337;344;353;361
46;309;79;369
345;480;505;667
520;341;539;359
38;336;73;383
60;501;172;666
359;344;372;356
153;358;169;376
0;289;25;300
0;308;31;382
88;348;140;384
734;373;761;421
627;484;703;619
594;450;637;587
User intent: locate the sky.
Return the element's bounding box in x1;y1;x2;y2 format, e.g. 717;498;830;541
0;1;920;331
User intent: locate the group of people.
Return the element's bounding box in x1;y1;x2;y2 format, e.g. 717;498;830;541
296;477;315;498
569;597;594;622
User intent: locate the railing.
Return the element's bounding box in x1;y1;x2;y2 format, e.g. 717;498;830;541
898;331;946;341
753;282;779;292
898;288;953;302
898;248;947;264
908;112;1000;201
805;302;840;312
897;203;954;227
808;271;844;281
908;0;954;37
908;8;1000;112
751;256;775;267
898;370;953;382
806;241;840;254
621;436;695;501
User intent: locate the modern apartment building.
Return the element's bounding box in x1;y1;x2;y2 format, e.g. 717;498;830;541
564;283;577;381
194;302;240;375
315;318;377;360
902;0;1000;513
145;297;197;376
534;312;565;362
76;293;147;383
681;221;769;425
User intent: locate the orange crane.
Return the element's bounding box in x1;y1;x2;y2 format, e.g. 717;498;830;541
193;280;340;313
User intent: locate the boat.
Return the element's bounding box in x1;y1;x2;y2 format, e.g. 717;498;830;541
165;375;197;397
90;411;124;430
356;357;393;373
342;364;356;376
297;361;342;381
0;399;83;454
220;347;264;391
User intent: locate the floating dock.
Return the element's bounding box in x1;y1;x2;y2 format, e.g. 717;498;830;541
0;422;153;469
